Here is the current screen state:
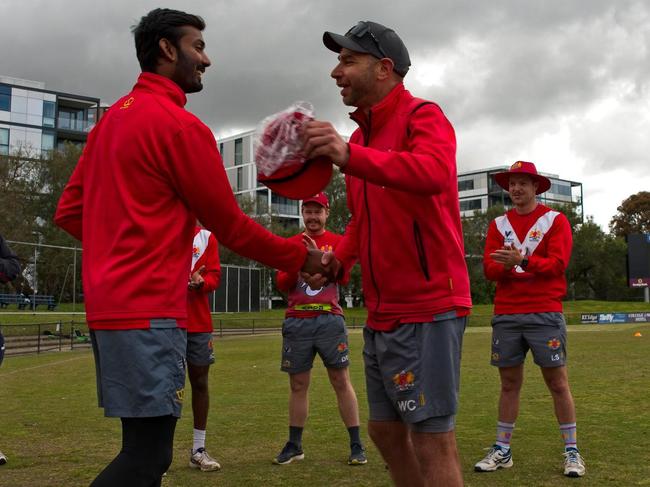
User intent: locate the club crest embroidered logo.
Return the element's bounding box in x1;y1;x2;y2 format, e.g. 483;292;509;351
492;352;500;361
120;96;135;110
392;370;415;391
208;339;213;350
528;229;543;242
192;245;200;257
337;342;348;352
282;359;291;368
320;244;334;252
511;161;523;170
547;338;561;350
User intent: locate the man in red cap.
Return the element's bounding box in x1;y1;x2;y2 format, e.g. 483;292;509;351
302;21;471;487
474;161;585;478
273;192;366;466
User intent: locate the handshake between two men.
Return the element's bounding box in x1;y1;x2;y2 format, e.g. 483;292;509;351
300;238;344;289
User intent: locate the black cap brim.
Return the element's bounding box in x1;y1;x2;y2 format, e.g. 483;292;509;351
323;31;373;56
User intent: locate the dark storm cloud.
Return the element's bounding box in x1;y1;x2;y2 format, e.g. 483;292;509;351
3;0;647;131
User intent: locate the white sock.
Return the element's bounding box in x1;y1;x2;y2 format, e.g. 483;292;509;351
193;428;206;453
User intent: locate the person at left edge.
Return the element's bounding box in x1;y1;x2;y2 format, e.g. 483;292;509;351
186;225;221;472
0;233;21;466
54;8;323;487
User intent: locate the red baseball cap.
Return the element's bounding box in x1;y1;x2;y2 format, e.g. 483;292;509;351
255;108;333;200
493;161;551;195
302;192;330;208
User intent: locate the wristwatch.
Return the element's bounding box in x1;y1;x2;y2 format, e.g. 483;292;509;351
520;257;529;270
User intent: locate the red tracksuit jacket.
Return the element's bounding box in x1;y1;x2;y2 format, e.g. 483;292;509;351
334;83;472;331
484;204;572;314
188;227;221;333
55;72;306;329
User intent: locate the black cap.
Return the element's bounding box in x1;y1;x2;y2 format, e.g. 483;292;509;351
323;21;411;77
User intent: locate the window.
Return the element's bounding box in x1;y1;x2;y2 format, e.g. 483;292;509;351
458;179;474;192
234;138;243;165
460;199;482;211
42;131;55;154
0;128;8;154
58;108;87;131
549;181;572;197
236;166;243;190
43;101;55;127
271;193;299;215
0;85;10;111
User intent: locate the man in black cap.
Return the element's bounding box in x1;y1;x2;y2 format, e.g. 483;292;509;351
303;21;471;487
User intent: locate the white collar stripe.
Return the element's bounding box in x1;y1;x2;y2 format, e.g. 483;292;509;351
495;211;560;273
191;229;211;271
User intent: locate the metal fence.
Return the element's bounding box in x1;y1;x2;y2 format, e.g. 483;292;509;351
0;317;369;357
3;239;270;312
5;239;82;312
0;321;91;357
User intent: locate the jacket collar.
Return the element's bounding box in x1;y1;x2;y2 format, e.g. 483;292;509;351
133;72;187;107
350;82;408;132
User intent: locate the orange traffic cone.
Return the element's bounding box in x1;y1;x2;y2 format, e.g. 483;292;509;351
633;332;642;337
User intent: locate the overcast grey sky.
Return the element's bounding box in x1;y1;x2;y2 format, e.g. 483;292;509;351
2;0;649;230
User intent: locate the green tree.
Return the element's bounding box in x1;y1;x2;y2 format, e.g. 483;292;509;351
610;191;650;237
0;144;82;300
567;218;637;300
461;205;504;304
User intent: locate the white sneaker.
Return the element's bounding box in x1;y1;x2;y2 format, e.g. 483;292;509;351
0;450;7;465
474;445;513;472
563;449;586;477
189;448;221;472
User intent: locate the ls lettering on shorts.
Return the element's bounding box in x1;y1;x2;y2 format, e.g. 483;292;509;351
491;312;567;368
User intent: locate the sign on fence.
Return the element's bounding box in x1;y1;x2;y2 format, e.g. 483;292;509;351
580;312;650;324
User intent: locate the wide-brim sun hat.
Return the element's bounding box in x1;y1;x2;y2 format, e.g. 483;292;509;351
493;161;551;195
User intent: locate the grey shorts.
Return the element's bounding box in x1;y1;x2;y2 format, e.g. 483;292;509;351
90;320;187;418
281;314;349;374
363;312;467;433
490;312;567;368
187;332;215;366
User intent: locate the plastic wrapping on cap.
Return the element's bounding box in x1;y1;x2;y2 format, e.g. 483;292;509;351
254;101;314;177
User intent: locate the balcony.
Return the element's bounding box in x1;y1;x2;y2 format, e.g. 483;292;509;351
57;116;93;133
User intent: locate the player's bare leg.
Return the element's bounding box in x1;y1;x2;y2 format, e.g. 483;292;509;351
273;371;311;465
289;370;311;427
188;363;210;430
411;430;463;487
327;367;360;427
368;420;424;487
498;364;524;422
327;367;366;464
188;363;220;471
540;366;575;423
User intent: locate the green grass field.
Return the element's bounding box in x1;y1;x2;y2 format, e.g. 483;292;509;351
1;322;649;486
2;300;650;329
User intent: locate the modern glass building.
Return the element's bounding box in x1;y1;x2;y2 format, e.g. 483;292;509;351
219;130;302;230
458;166;583;219
0;75;101;157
